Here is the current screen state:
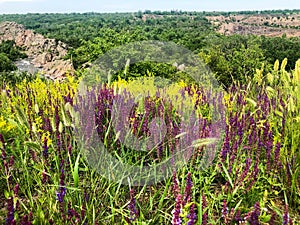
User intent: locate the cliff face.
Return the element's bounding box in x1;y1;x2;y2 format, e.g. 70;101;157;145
0;21;74;80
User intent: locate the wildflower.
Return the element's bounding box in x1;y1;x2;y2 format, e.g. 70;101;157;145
186;203;197;225
283;204;292;225
20;213;33;225
172;171;180;197
249;202;260;225
0;133;5;152
172;194;182;225
238;158;251;186
56;186;66;203
9;155;14;167
202;194;208;225
183;172;193;206
43;136;49;159
67;202;80;221
128;189;139;221
235;210;242;223
221;128;230;161
274;142;281;168
6;197;15;225
14;183;19;196
221;200;228;224
56;162;66;203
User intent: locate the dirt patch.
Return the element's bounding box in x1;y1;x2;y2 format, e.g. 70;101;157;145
206;13;300;37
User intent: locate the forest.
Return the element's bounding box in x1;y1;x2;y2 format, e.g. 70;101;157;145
0;10;299;224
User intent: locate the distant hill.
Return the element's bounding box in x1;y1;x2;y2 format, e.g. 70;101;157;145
206;13;300;37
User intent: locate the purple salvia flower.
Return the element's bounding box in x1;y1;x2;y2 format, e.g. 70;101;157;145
187;203;197;225
172;171;180;197
6;197;15;225
221;128;230;162
68;144;72;156
202;194;208;225
235;210;242;223
283;204;291;225
14;183;19;196
248;202;260;225
67;202;80;222
172;194;182;225
238;158;252;186
20;211;33;225
274;142;281;168
221;200;228;224
266;141;273;171
0;133;5;151
128;189;139;221
56;160;66;203
55;105;60;131
43;137;49;159
202;213;208;225
9;155;14;168
246;160;259;191
56;186;66;203
183;172;193;206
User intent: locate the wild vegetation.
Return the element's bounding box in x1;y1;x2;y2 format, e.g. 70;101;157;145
0;10;299;224
1;11;300;86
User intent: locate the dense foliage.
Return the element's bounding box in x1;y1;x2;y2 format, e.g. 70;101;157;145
1;11;300;87
0;11;300;224
0;59;299;224
0;40;26;72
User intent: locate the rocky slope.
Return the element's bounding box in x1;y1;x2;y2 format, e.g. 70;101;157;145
0;21;74;80
206;14;300;37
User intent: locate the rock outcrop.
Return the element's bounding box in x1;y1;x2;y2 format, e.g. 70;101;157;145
0;21;74;80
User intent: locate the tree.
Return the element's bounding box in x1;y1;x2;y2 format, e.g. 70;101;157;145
0;53;17;72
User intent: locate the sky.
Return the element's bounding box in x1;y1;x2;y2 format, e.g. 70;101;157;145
0;0;300;14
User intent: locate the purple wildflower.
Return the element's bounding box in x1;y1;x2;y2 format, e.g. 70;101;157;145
283;204;292;225
43;137;49;159
221;128;230;161
14;183;19;196
221;200;228;224
202;194;208;225
235;210;242;223
56;162;66;203
237;158;252;186
274;142;281;168
172;171;180;197
56;186;66;203
0;133;5;151
248;202;260;225
128;189;139;221
172;194;182;225
6;197;15;225
183;172;193;206
9;155;14;168
187;203;197;225
20;212;33;225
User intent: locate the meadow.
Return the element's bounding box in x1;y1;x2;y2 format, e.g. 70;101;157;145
0;57;299;224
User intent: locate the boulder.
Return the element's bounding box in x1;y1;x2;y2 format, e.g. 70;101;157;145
0;21;74;80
